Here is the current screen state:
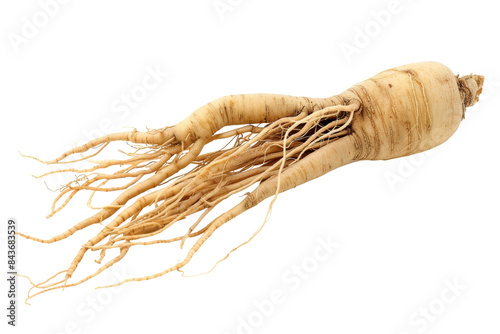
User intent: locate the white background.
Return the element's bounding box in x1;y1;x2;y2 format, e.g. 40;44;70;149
1;0;499;333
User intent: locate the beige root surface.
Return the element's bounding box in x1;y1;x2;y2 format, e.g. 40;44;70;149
19;101;358;303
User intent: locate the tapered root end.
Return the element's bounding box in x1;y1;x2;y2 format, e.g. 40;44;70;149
457;74;484;112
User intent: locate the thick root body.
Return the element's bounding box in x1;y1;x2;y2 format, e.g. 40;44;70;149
19;62;483;301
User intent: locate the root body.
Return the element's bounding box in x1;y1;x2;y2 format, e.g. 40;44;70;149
19;62;483;302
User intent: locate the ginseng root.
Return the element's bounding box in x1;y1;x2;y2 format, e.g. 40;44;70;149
19;61;484;303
